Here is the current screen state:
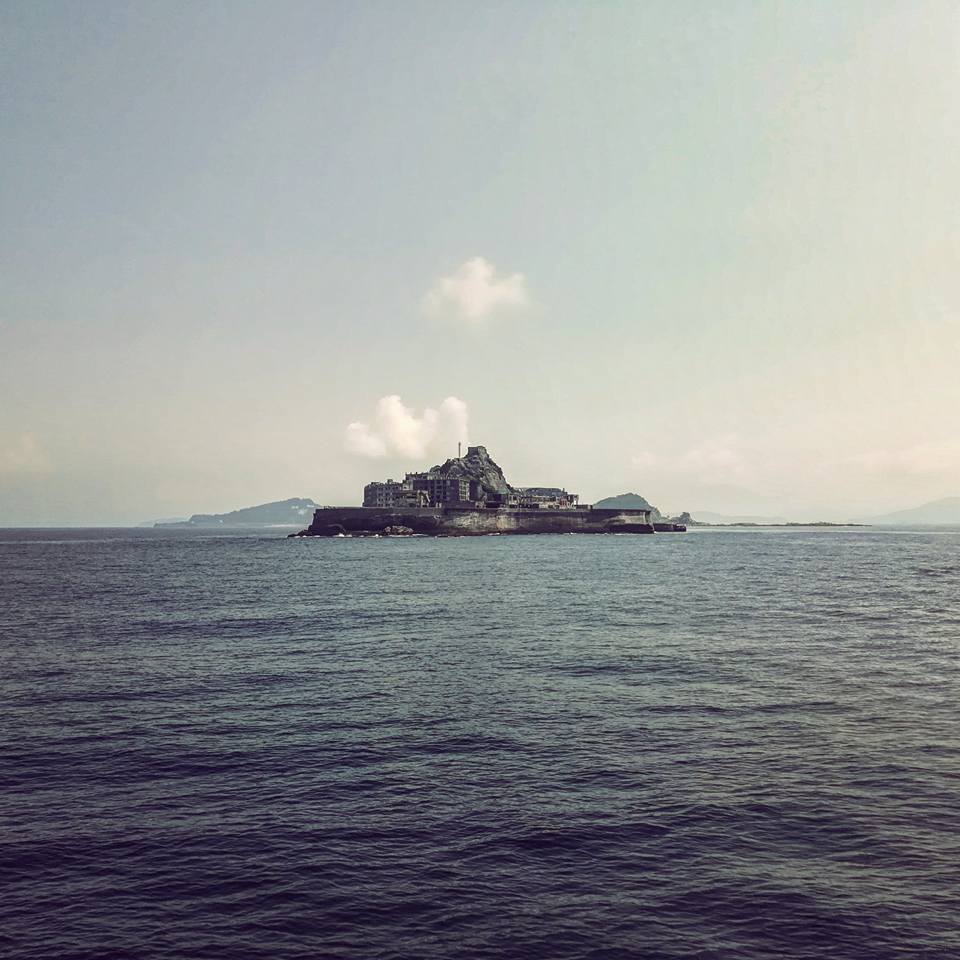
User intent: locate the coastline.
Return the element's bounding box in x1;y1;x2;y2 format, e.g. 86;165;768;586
290;505;669;537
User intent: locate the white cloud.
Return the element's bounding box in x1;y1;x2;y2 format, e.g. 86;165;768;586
424;257;529;323
850;441;960;481
344;422;388;458
344;395;469;460
633;435;750;486
0;434;51;477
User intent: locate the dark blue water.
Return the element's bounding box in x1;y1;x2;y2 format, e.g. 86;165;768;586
2;527;959;959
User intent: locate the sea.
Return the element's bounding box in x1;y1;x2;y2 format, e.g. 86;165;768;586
1;526;958;960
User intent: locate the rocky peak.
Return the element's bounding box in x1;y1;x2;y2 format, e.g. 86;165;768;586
431;445;515;496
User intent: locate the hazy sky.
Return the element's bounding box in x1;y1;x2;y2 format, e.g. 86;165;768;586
2;1;958;523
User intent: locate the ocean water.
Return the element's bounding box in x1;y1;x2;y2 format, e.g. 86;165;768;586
2;526;959;960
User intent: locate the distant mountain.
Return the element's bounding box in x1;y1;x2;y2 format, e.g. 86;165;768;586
863;497;960;526
593;492;660;517
694;511;790;525
138;517;187;527
155;498;323;528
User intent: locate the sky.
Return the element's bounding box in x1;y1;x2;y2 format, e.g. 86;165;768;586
1;0;958;524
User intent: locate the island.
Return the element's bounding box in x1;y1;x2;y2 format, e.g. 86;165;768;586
156;498;323;528
291;446;687;537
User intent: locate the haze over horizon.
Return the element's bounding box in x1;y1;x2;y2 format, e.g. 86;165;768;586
2;1;958;525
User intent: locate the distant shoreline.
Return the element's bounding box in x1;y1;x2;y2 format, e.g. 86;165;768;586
697;521;871;529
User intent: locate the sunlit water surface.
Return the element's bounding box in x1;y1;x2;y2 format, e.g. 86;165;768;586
2;526;958;959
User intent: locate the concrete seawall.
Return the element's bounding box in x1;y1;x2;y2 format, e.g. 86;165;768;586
293;506;657;537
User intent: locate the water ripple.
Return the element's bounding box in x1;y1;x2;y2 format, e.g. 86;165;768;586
1;527;959;958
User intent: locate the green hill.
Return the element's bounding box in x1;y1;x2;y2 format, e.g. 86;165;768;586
155;498;322;528
593;492;659;515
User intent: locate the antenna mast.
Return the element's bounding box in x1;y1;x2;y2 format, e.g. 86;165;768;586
458;442;462;459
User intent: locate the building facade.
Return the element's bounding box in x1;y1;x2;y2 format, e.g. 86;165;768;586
408;473;472;505
362;447;580;511
516;487;580;509
362;480;430;508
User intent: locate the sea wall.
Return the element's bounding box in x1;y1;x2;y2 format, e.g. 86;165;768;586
293;506;656;537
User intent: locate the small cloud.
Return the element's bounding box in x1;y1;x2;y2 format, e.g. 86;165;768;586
633;435;749;486
424;257;529;323
0;434;51;477
850;441;960;480
345;395;469;460
344;423;388;458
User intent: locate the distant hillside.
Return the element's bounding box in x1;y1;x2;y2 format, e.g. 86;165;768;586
138;517;187;527
864;497;960;526
155;498;322;528
593;492;660;516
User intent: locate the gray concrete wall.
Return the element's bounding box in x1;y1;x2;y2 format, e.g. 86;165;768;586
298;506;655;536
